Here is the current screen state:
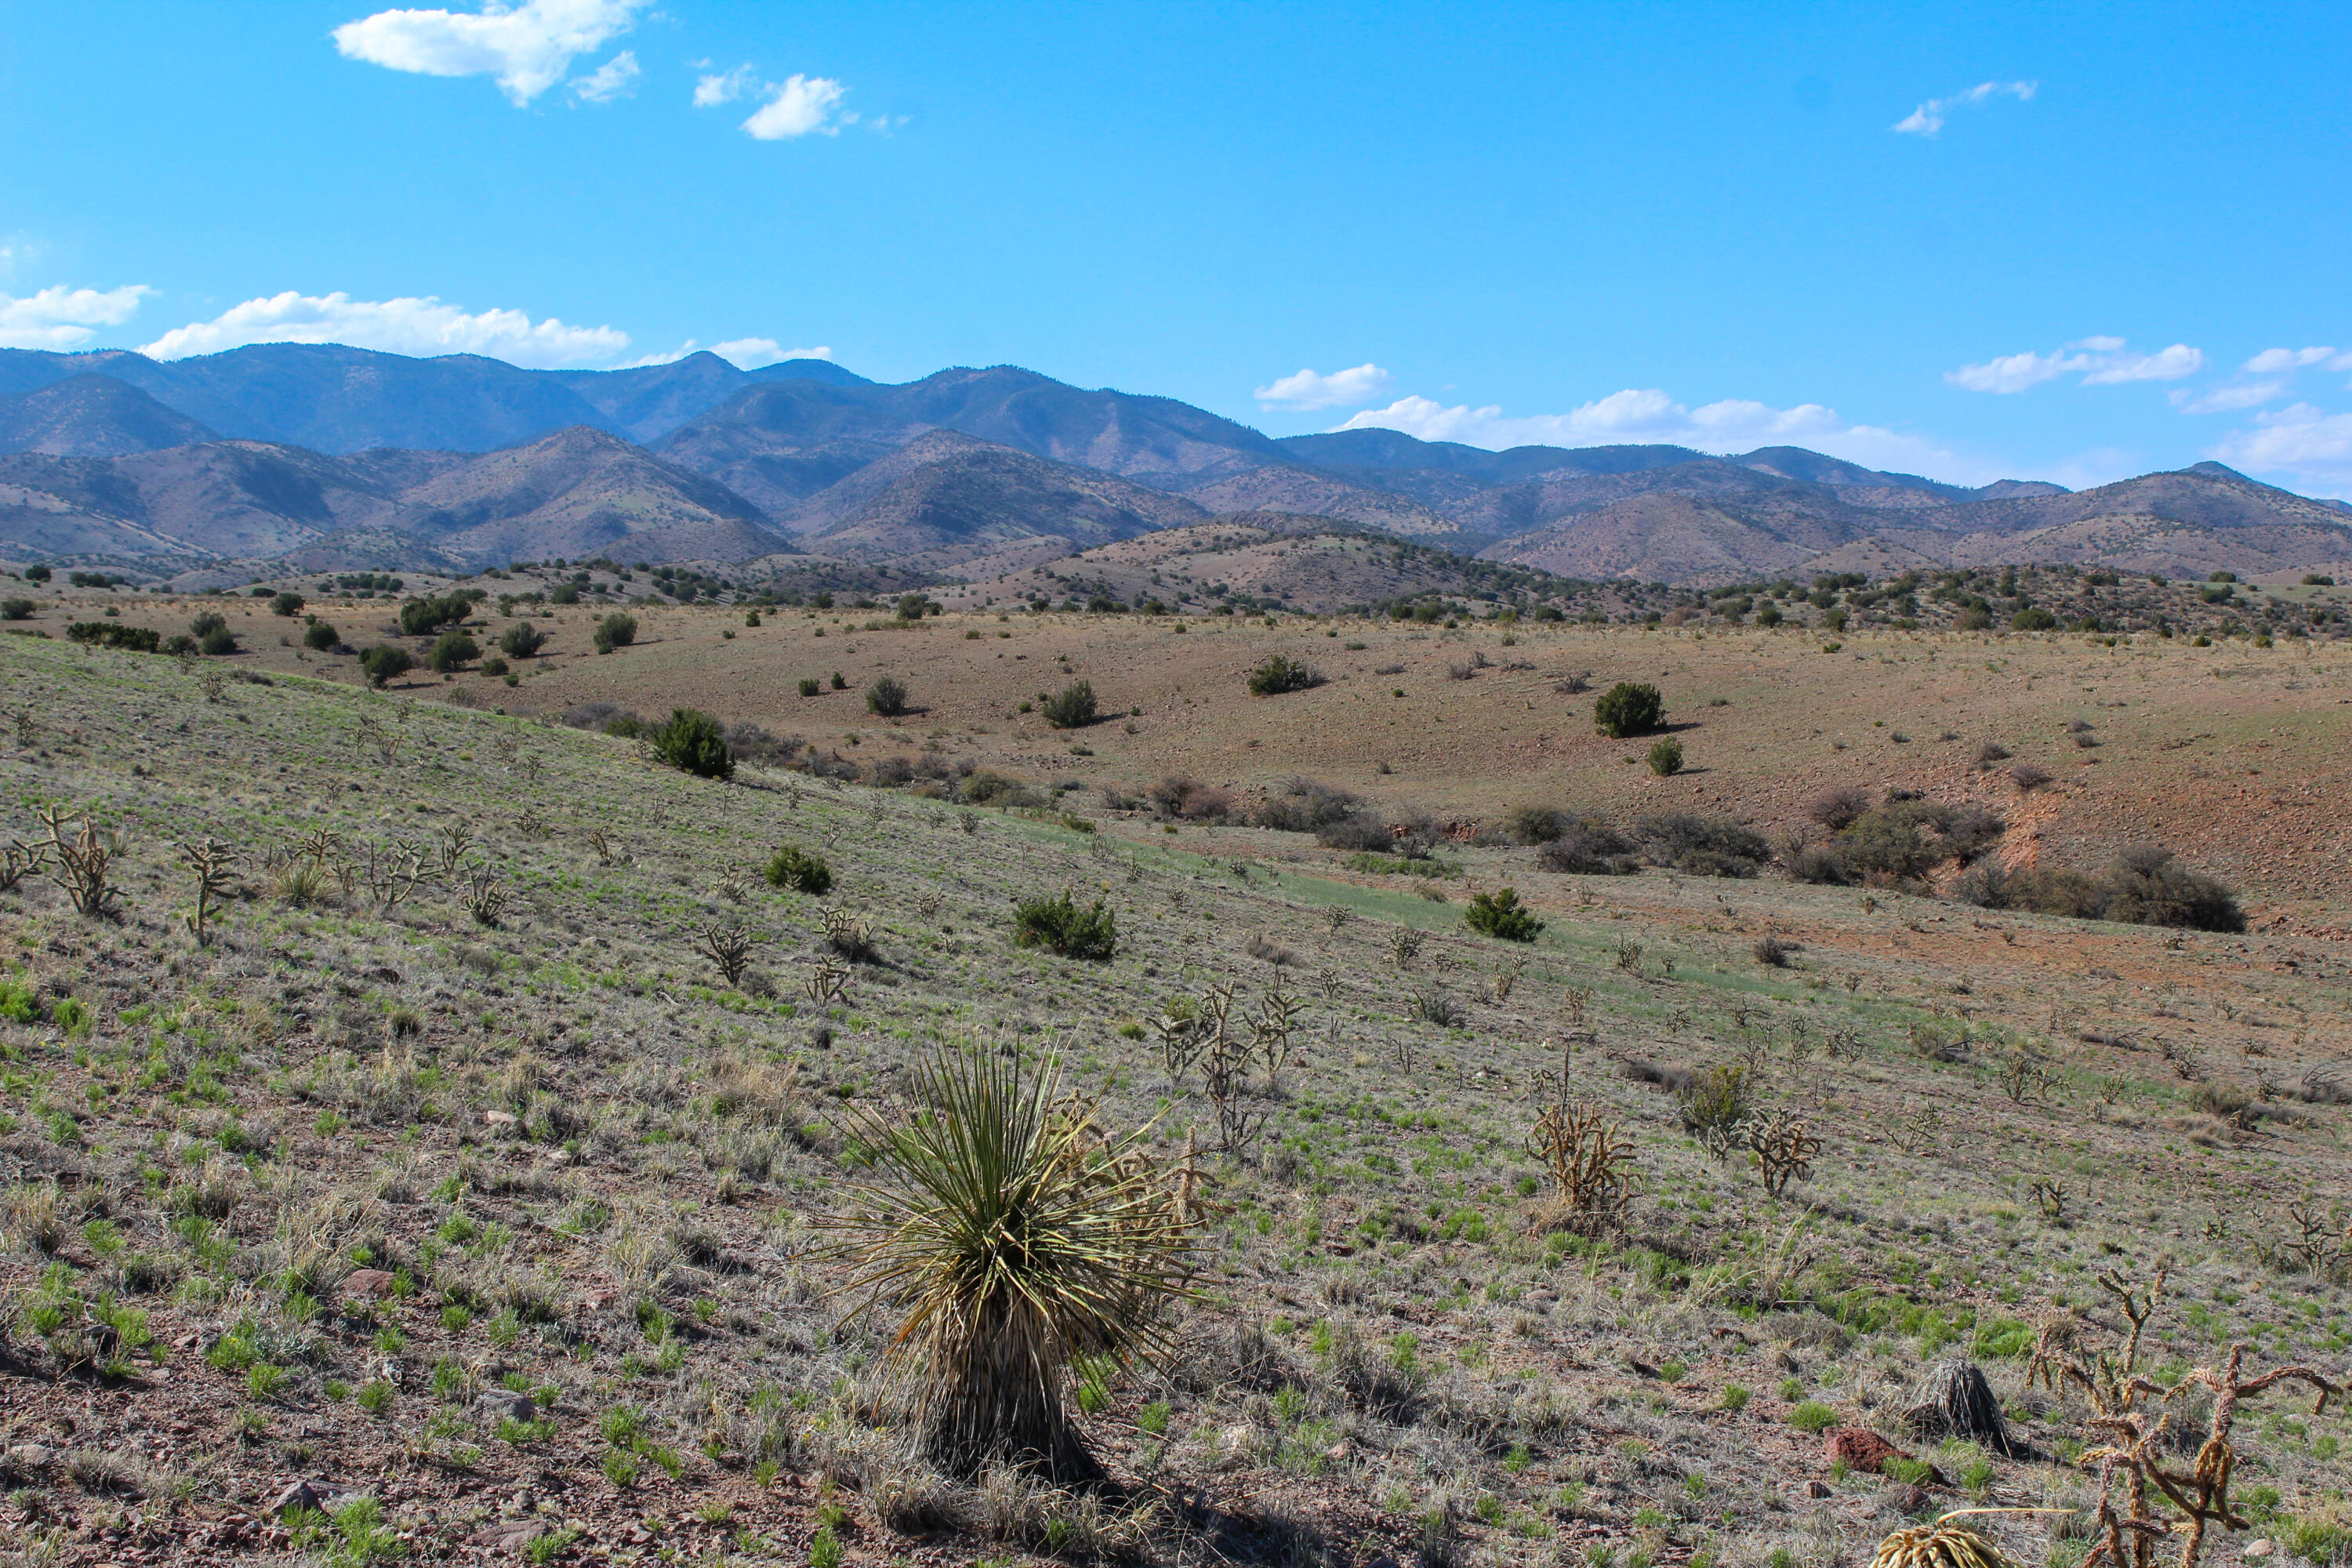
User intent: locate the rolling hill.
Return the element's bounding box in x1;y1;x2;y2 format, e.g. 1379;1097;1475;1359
4;341;2350;584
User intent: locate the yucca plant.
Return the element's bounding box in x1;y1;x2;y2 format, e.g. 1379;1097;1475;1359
822;1046;1201;1481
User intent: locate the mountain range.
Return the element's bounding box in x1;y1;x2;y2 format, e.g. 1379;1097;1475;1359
2;342;2348;585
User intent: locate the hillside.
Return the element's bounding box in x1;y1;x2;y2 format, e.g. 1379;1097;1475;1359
781;430;1209;568
0;373;220;457
0;621;2345;1566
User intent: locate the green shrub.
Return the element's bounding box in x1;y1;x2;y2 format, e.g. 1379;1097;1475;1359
426;630;478;672
67;622;161;652
593;612;637;654
2010;607;2058;631
1247;654;1323;695
498;622;545;659
1040;681;1098;729
360;646;414;688
398;595;470;636
479;655;508;677
797;677;822;697
2;598;35;620
270;592;304;617
648;708;733;779
1788;1400;1837;1434
303;620;339;651
831;671;847;689
198;626;239;655
764;845;833;895
1646;738;1684;775
1464;886;1544;942
1594;682;1664;738
866;675;910;716
1011;889;1118;959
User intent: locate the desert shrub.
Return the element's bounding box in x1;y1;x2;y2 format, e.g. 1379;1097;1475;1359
1805;786;1871;830
822;1047;1196;1479
1246;655;1323;695
1593;681;1664;738
797;677;822;696
498;622;545;659
270;591;304;616
359;646;413;688
2100;844;2245;932
649;708;734;780
1500;804;1568;844
67;622;161;652
764;845;833;895
478;655;508;677
1646;737;1684;775
1635;813;1769;877
2011;607;2058;630
426;630;478;672
593;612;637;653
1836;808;1938;880
1941;804;2006;858
397;595;470;636
1975;742;2012;768
1463;887;1544;942
1040;681;1098;730
1255;777;1361;833
1145;775;1238;822
1316;814;1396;852
303;620;339;651
1786;840;1851;885
866;676;911;717
962;770;1044;808
1679;1064;1754;1142
1536;821;1641;875
723;722;804;765
0;598;34;620
1011;890;1118;960
198;625;238;655
561;701;619;728
2011;762;2053;791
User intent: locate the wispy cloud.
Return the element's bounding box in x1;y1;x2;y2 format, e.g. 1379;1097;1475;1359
1893;78;2038;136
0;284;155;351
1946;336;2204;394
332;0;646;105
1338;387;1994;485
1254;364;1392;411
568;49;638;103
692;64;758;107
2172;346;2352;414
137;291;630;367
2212;403;2352;495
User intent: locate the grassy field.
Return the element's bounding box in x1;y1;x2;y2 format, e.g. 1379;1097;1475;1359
0;614;2347;1567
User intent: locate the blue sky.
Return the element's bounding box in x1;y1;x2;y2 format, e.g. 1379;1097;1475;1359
3;2;2348;493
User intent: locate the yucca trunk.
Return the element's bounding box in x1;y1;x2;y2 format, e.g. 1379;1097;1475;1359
923;1293;1098;1481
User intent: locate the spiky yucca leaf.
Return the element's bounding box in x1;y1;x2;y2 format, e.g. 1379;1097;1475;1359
822;1046;1200;1480
1869;1522;2024;1568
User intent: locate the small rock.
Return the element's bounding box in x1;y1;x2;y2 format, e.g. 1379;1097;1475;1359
1891;1484;1929;1512
343;1269;394;1299
8;1443;55;1468
1325;1441;1353;1463
2245;1542;2275;1560
1807;1481;1832;1499
269;1480;321;1518
483;1109;520;1127
481;1392;535;1423
1827;1428;1914;1475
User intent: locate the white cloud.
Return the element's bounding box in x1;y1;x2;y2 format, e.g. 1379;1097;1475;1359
1946;336;2203;393
713;338;829;369
742;74;847;139
137;291;630;367
615;338;833;370
2170;346;2352;415
1337;387;1995;485
1254;363;1392;410
332;0;645;105
693;64;757;107
2172;381;2288;414
0;284;155;350
2212;403;2352;495
568;49;638;103
1893;78;2038;136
